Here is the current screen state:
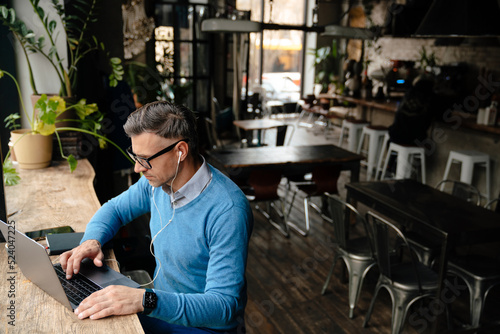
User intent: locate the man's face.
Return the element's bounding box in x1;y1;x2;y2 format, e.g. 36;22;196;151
130;132;182;188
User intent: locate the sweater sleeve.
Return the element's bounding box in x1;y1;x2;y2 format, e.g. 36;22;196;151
150;202;252;329
81;176;152;246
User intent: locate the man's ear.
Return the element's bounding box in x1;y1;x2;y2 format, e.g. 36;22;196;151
177;140;189;159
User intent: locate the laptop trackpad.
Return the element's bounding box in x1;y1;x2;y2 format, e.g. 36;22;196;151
78;259;140;288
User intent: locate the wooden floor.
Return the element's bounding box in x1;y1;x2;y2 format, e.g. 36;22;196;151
233;115;500;334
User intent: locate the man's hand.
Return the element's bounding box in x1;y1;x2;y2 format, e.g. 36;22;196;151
59;239;104;279
75;286;145;320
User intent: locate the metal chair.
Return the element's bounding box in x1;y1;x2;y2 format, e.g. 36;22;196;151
286;165;341;236
407;180;482;267
436;179;481;206
244;169;289;237
273;124;295;147
485;197;500;213
447;255;500;328
364;211;441;334
321;194;376;319
204;117;222;150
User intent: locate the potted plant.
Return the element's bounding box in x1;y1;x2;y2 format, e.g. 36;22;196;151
309;40;343;95
1;68;133;186
0;0;123;99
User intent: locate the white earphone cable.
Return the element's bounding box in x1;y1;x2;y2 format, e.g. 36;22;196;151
140;152;182;287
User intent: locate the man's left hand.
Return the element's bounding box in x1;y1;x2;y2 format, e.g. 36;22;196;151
75;285;145;320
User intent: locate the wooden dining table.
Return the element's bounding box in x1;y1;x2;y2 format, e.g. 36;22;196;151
207;144;364;182
233;119;286;146
207;144;364;236
346;179;500;332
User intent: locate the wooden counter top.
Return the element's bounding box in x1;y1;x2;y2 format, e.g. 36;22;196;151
317;94;500;135
317;93;399;113
0;159;144;333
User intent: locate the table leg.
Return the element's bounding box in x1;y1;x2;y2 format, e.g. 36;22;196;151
350;162;361;183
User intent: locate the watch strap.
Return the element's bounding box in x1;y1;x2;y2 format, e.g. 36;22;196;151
142;288;157;315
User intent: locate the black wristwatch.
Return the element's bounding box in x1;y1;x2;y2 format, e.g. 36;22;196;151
142;289;158;315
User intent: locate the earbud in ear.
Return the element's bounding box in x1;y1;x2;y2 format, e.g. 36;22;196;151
178;151;182;157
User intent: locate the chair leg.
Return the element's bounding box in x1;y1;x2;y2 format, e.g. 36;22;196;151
469;282;487;328
255;201;289;237
309;196;333;223
286;188;298;218
390;289;431;334
364;281;383;328
346;260;376;319
287;197;310;236
321;254;340;295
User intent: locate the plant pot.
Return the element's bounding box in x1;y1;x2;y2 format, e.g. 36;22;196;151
8;137;16;162
10;129;53;169
31;94;77;127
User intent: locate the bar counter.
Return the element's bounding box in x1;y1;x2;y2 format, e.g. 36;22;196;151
0;159;144;333
317;93;500;135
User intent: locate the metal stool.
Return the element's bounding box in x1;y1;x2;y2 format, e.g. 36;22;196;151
357;125;389;181
442;150;491;201
378;142;426;184
338;119;370;152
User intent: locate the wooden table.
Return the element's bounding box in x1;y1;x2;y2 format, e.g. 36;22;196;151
346;179;500;331
233;119;286;146
207;144;363;182
0;160;144;333
208;144;363;236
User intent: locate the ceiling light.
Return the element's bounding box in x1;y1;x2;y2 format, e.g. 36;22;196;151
201;18;262;33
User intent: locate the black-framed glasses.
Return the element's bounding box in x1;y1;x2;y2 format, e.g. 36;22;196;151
127;139;189;169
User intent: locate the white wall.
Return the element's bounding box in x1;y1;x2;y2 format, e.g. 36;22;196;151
13;0;68;128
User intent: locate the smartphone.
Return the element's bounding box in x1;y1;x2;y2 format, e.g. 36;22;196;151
25;226;75;241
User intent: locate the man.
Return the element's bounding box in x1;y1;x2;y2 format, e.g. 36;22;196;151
60;101;253;333
388;74;437;146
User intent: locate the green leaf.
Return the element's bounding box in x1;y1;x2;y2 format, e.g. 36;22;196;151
8;8;16;24
3;159;20;186
36;6;45;20
110;57;121;65
48;20;57;33
67;154;78;172
48;45;57;59
1;6;8;19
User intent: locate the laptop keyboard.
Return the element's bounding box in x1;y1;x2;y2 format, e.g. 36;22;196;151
54;264;102;306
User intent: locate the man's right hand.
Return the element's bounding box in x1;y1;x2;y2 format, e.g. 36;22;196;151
59;239;104;279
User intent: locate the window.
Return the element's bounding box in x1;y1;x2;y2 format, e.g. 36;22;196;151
155;2;210;112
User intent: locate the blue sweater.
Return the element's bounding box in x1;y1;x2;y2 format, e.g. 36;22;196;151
81;165;253;330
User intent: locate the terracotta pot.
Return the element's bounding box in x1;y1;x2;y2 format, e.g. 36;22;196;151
31;94;77;128
10;129;53;169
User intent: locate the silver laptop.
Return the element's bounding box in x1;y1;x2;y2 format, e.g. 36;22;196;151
0;219;140;310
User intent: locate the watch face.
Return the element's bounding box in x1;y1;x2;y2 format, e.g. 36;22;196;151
145;291;158;308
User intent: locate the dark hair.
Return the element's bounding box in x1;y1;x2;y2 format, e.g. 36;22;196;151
124;101;199;157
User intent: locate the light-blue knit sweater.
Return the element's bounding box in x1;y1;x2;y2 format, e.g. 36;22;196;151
81;165;253;330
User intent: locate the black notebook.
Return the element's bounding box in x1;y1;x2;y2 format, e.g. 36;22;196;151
46;232;85;255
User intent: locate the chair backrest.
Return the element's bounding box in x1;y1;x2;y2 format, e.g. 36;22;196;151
326;194;373;253
436;179;481;205
312;165;341;194
212;97;221;114
204;117;220;150
485;198;500;213
248;169;283;201
366;211;424;292
276;125;288;146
